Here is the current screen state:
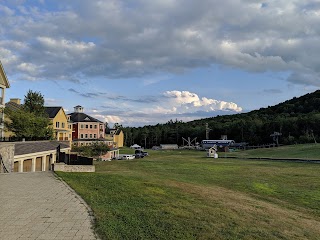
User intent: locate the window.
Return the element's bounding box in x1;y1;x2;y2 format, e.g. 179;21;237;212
81;124;84;129
56;122;60;128
90;125;92;129
94;134;96;138
94;125;97;129
86;125;88;129
85;134;88;138
90;134;92;138
62;122;65;128
80;134;83;139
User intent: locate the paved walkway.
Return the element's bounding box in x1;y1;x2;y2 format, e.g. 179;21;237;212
0;172;98;240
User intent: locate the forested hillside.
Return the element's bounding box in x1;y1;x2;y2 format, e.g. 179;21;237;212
123;90;320;148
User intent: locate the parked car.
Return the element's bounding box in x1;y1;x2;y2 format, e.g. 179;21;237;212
135;149;149;157
134;153;145;159
121;154;135;160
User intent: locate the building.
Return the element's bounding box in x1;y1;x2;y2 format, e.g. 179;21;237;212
160;144;179;150
68;105;107;146
45;107;72;144
105;128;124;148
0;141;70;173
0;61;10;138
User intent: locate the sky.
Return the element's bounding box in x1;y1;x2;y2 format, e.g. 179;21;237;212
1;0;320;127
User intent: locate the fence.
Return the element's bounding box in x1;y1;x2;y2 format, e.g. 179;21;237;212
0;137;51;142
57;152;93;165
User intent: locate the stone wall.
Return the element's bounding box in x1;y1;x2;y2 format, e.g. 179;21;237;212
0;143;15;173
53;163;95;172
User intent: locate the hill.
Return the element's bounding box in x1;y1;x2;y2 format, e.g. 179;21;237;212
123;90;320;147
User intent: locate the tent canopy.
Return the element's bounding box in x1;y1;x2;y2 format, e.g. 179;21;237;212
130;144;141;149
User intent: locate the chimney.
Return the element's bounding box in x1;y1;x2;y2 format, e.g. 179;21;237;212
10;98;21;105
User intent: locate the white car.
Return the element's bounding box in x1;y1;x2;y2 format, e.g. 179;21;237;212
121;155;135;160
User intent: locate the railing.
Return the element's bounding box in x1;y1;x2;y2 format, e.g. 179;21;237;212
0;136;51;142
57;153;93;165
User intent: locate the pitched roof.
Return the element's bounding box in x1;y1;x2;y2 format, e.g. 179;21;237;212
5;101;22;111
68;112;102;123
14;141;70;156
106;128;122;135
45;107;62;118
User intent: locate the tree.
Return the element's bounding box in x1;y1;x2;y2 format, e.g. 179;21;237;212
5;108;52;139
23;90;46;116
105;122;110;134
113;123;123;129
5;90;52;140
72;142;110;158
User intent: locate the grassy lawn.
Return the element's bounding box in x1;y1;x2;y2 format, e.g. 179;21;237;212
57;148;320;239
225;143;320;159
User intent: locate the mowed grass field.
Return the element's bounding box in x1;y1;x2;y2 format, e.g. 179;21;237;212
57;146;320;240
225;143;320;159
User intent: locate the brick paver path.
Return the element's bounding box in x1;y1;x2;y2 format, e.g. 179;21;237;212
0;172;98;240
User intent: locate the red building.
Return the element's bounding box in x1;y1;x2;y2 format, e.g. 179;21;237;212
68;105;107;146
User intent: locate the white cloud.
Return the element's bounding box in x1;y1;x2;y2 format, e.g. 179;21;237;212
0;0;319;85
163;91;242;112
95;90;242;126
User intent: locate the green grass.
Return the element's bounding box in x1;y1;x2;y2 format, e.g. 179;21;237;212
225;143;320;159
57;147;320;240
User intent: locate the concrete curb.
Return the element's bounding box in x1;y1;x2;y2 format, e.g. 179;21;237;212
53;172;101;240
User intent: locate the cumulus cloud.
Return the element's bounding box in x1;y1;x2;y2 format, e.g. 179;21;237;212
0;0;319;85
163;91;242;112
90;90;242;126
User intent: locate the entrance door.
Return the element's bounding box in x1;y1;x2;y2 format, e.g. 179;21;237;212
46;156;50;171
13;161;19;172
23;159;32;172
36;157;42;171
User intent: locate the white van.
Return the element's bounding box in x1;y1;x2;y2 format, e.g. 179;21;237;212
121;155;135;160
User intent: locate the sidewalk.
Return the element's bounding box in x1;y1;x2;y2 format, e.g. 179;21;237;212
0;172;98;240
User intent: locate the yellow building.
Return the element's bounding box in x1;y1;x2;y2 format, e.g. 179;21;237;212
105;129;124;148
45;107;72;144
0;61;10;138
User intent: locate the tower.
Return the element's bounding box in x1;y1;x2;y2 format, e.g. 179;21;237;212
74;105;84;113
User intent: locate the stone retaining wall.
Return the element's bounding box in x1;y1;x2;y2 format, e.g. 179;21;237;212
53;163;95;172
0;143;15;173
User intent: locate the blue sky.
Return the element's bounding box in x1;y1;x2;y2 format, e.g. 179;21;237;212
1;0;320;126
